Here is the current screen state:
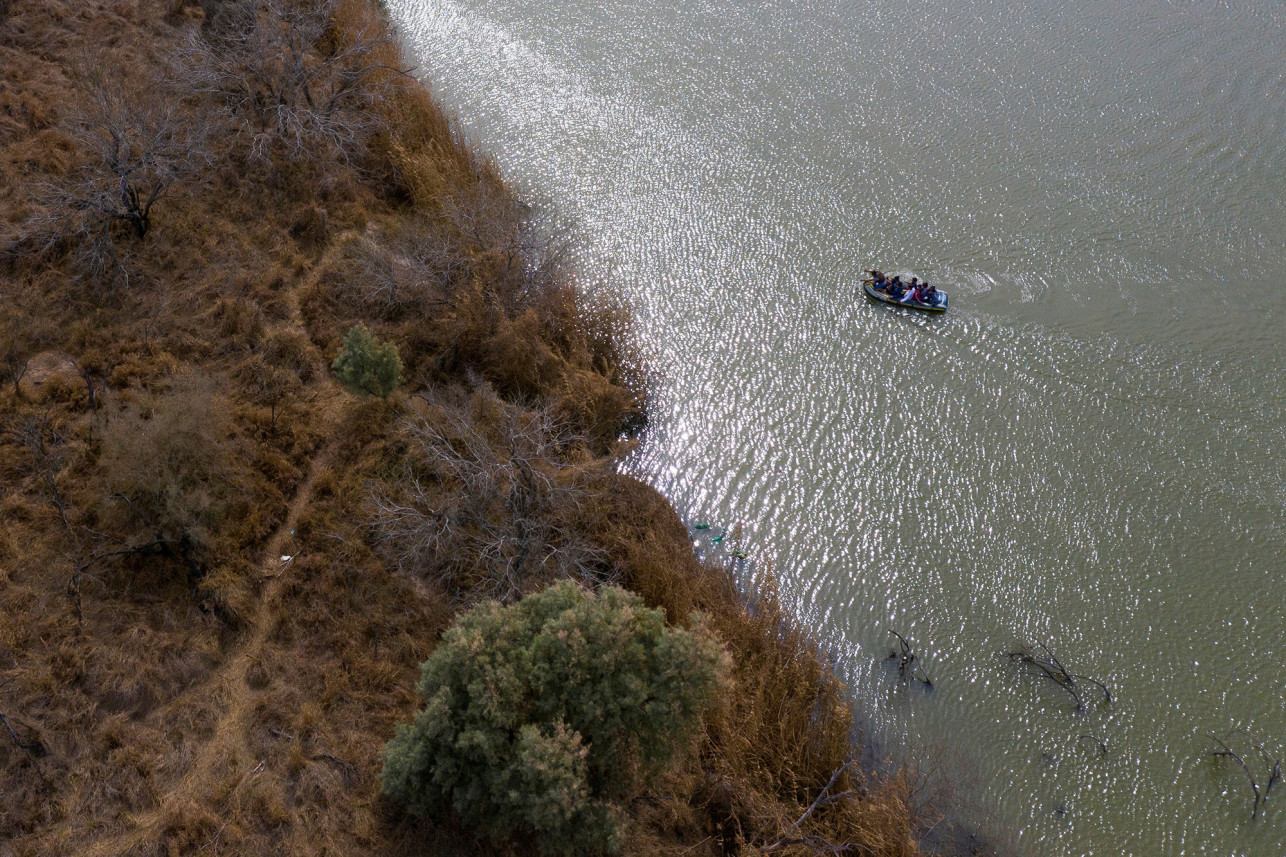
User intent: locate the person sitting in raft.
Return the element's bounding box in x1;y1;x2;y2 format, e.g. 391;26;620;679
885;275;905;299
922;283;938;305
905;277;922;302
865;269;886;288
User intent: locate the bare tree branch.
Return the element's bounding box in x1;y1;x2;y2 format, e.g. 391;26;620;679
1007;641;1110;713
183;0;410;163
27;55;207;286
0;332;30;395
1208;730;1281;819
0;409;72;529
762;761;869;855
1078;734;1108;756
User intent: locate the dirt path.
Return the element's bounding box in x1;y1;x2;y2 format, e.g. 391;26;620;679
70;239;360;857
72;434;337;857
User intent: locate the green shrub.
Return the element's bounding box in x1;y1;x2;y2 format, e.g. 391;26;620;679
331;323;401;398
381;580;727;855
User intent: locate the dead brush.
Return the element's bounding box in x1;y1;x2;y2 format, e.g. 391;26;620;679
370;385;617;602
697;572;919;856
322;217;470;321
550;366;643;456
707;564;854;792
211;297;266;350
309;159;645;448
23;46;215;291
178;0;411;166
441;180;580;331
288;203;329;250
366;70;492;208
415;282;643;446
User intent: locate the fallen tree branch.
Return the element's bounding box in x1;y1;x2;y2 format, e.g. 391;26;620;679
887;629;933;687
1078;734;1108;756
1208;730;1281;819
1007;641;1110;712
762;761;867;854
68;530;175;626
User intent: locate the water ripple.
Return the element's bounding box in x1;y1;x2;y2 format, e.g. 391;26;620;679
391;1;1286;853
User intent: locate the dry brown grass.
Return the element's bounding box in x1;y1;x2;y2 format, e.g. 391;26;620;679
0;2;959;856
582;477;919;856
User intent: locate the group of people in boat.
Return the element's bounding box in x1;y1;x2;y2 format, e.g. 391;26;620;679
865;270;940;306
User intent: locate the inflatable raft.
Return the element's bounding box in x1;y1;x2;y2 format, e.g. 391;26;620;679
862;280;948;313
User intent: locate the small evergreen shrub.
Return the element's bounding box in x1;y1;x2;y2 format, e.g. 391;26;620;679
331;323;402;397
381;580;727;855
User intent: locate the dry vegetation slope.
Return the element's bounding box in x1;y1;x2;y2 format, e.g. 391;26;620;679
0;1;942;855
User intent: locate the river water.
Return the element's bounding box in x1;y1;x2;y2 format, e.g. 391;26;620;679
386;1;1286;854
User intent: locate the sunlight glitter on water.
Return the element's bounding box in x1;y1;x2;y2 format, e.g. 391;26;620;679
390;1;1286;853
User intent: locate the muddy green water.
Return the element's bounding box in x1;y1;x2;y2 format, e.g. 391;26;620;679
387;1;1286;853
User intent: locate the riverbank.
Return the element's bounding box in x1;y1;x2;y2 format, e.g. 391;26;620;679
0;2;980;854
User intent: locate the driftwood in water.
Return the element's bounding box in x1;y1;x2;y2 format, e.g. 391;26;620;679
887;629;933;687
1208;730;1281;819
1078;734;1108;756
1006;642;1110;712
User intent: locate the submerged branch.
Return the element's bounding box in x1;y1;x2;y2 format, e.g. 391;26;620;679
887;629;933;687
1208;730;1281;819
1078;734;1108;756
1007;641;1110;713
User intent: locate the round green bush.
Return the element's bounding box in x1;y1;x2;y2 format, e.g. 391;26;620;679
381;580;727;855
